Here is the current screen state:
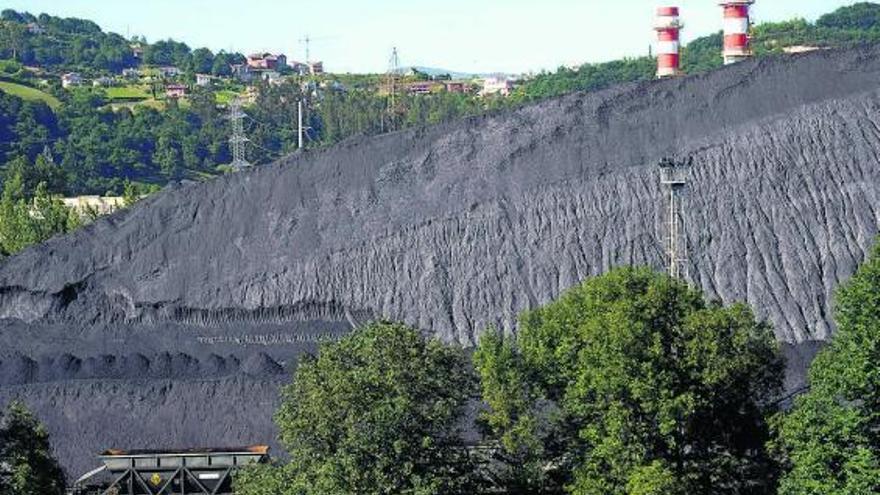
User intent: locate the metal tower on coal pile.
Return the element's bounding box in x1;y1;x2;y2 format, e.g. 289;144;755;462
659;157;691;280
227;97;252;170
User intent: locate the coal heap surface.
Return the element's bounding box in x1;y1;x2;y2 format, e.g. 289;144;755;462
2;45;880;477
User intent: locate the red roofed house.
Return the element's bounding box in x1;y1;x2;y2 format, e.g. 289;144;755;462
165;84;187;99
247;53;288;70
444;81;467;94
408;81;443;95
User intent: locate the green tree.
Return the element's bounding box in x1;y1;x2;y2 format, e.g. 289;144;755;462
211;51;233;76
32;181;79;237
817;2;880;30
0;170;79;255
122;179;139;206
236;322;480;495
0;169;37;254
474;267;784;494
0;20;26;61
681;32;723;74
189;47;215;74
0;401;66;495
773;241;880;494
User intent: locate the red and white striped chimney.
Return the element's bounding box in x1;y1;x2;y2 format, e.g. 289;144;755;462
720;0;755;64
654;6;682;78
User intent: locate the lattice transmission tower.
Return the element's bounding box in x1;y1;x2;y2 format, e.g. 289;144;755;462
384;47;401;131
227;98;251;170
658;157;691;280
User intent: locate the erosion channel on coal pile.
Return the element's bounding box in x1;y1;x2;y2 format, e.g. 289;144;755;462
2;45;880;477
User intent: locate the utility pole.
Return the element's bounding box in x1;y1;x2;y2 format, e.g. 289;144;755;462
658;157;691;279
228;98;251;170
298;99;304;150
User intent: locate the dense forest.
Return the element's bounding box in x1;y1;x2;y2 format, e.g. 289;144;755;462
0;10;246;76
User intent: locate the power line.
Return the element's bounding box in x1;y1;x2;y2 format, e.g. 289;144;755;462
248;140;286;158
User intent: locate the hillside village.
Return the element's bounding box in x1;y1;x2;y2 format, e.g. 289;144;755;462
54;48;517;106
7;12;520;111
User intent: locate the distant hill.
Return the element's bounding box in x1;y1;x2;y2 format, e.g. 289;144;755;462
406;66;520;80
406;66;480;79
0;9;246;76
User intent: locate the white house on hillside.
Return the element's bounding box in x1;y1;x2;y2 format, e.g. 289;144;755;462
92;76;114;87
480;77;516;97
61;72;83;88
157;66;181;78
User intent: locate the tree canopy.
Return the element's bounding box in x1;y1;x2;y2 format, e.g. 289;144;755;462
0;164;79;255
474;267;784;494
773;241;880;494
817;2;880;30
235;322;480;495
0;401;66;495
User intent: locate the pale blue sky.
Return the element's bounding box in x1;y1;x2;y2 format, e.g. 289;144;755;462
3;0;857;74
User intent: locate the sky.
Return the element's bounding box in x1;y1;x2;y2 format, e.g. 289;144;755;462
2;0;858;74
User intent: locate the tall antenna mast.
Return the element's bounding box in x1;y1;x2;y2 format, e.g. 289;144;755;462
228;98;251;170
659;157;691;279
303;35;311;62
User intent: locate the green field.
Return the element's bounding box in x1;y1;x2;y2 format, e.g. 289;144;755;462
108;98;165;112
104;85;150;100
0;81;61;109
215;90;242;105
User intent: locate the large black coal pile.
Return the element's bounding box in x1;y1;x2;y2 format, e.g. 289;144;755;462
2;45;880;477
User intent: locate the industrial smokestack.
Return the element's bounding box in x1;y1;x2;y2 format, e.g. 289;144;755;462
654;6;682;79
720;0;755;65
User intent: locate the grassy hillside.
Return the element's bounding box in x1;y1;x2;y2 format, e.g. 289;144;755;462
104;85;149;100
0;80;60;109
